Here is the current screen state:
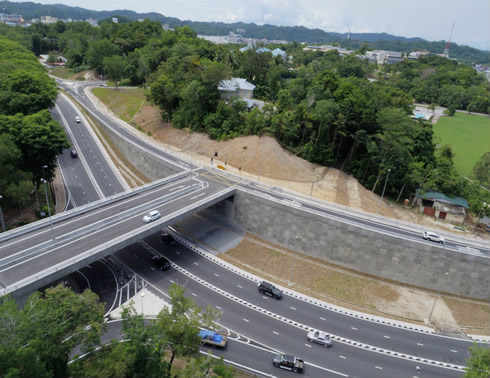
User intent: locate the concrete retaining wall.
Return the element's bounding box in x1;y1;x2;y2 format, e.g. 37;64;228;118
218;190;489;300
99;123;181;181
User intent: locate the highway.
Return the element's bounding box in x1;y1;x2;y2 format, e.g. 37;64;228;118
3;79;487;376
114;238;464;377
57;79;489;257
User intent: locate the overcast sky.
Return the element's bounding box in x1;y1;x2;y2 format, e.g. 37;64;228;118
20;0;490;50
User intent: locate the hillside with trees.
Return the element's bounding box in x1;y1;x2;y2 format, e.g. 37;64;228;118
1;19;487;216
1;0;488;63
0;35;68;220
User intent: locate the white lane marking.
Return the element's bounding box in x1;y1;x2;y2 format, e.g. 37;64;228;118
273;331;279;335
191;293;197;297
339;355;346;359
290;306;296;310
216;306;222;310
320;317;326;321
383;335;391;339
305;344;312;348
262;296;268;299
451;350;458;353
375;366;383;370
168;185;186;192
214;273;219;277
243;318;249;323
169;280;175;284
417;343;424;346
191;192;206;200
150;267;155;271
351;327;358;330
237;284;242;288
194;262;198;266
175;251;180;255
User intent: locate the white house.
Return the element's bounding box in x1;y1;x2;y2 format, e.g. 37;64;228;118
218;78;256;101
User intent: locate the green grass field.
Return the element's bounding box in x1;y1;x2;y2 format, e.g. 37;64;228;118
49;66;75;79
92;88;146;122
433;113;490;176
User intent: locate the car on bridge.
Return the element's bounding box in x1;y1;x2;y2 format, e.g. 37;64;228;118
75;116;81;123
152;256;170;271
143;210;161;223
423;231;445;244
306;330;333;347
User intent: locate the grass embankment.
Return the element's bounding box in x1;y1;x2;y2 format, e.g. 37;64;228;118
48;66;75;79
92;88;146;123
433;113;490;176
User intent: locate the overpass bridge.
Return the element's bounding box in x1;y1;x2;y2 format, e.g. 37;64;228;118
0;170;236;299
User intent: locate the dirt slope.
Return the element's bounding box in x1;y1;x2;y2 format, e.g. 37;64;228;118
134;104;481;236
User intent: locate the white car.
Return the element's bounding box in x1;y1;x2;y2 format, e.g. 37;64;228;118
423;231;445;244
143;210;161;223
306;330;333;347
75;116;81;123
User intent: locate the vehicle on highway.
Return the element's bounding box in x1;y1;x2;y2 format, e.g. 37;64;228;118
258;281;282;299
273;353;304;373
151;256;170;271
161;230;176;246
199;329;227;348
70;149;78;158
306;330;333;347
75;116;81;123
143;209;161;223
423;231;445;244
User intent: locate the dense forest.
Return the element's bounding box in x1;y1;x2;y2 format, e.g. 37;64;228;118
0;18;489;217
1;0;489;64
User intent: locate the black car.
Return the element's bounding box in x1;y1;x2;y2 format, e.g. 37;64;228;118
152;256;170;271
258;281;282;299
70;149;78;158
161;230;176;246
273;354;304;373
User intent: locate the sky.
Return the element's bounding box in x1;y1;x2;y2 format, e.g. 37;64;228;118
16;0;490;50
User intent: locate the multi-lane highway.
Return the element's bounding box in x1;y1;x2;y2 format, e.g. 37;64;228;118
114;235;466;377
2;78;488;376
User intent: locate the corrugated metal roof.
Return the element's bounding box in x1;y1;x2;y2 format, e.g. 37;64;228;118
416;190;469;209
218;78;256;92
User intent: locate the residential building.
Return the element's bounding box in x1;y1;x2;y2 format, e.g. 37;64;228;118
40;15;57;24
366;50;403;64
416;190;469;224
272;48;287;60
302;45;352;56
218;78;255;101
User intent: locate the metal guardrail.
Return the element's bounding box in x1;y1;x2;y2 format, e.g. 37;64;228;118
0;170;192;244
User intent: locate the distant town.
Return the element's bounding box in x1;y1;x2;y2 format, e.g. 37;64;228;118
1;12;489;78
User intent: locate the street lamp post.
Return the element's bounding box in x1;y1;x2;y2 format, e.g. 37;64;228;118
378;168;391;214
140;291;145;317
472;202;487;233
164;112;170;134
428;271;448;325
41;178;56;240
310;181;314;197
0;195;6;232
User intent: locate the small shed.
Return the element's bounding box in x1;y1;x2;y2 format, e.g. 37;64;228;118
415;190;468;224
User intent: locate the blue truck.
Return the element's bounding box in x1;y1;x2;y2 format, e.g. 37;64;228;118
199;329;228;348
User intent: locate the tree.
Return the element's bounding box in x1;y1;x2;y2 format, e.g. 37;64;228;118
5;180;33;221
471;152;490;188
0;285;105;378
103;55;125;88
86;39;119;74
0;70;57;116
464;344;490;378
155;284;222;375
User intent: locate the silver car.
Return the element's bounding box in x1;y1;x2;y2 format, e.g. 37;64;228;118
143;210;161;223
306;330;333;347
423;231;445;244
